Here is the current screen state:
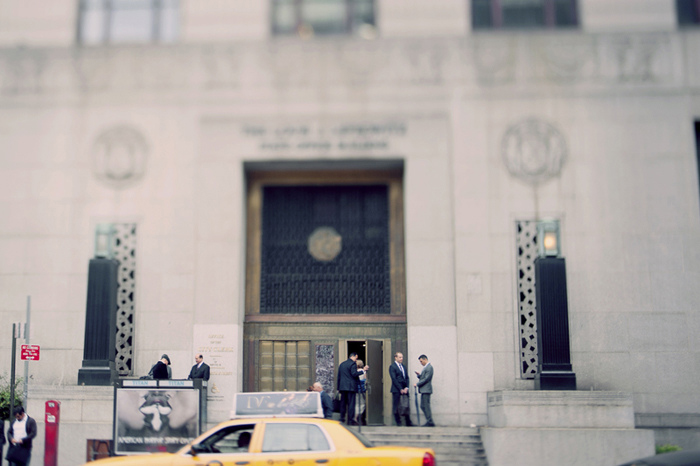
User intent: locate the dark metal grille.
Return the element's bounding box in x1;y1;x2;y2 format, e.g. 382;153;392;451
516;220;539;378
261;185;390;314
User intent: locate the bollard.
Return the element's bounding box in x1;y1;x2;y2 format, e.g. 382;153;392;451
44;400;61;466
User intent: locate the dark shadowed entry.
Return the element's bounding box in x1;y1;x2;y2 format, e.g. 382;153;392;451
243;165;407;425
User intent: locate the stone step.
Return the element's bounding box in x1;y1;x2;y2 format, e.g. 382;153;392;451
354;426;489;466
357;427;482;438
359;428;480;437
435;451;487;459
371;439;484;448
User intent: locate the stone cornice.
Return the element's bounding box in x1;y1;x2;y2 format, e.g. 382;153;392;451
0;32;698;99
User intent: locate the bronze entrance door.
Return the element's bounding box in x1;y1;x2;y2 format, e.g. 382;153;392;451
244;167;407;424
344;339;385;425
365;339;384;424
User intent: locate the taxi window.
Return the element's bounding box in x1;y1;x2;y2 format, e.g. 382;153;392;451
261;424;330;452
199;424;255;454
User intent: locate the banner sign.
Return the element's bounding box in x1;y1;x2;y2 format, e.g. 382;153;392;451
122;380;157;388
232;392;322;418
114;389;199;455
159;380;194;388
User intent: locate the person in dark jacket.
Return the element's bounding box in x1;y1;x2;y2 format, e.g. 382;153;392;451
312;382;334;419
7;406;37;466
152;354;171;380
336;353;369;424
187;354;210;381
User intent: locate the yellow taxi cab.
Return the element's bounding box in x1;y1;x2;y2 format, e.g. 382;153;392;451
86;392;436;466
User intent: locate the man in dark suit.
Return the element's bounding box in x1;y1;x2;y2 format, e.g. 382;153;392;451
414;354;435;427
7;406;37;466
337;352;365;424
389;352;412;426
187;354;211;381
313;382;334;419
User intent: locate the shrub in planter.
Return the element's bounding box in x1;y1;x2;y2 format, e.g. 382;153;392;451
0;372;24;421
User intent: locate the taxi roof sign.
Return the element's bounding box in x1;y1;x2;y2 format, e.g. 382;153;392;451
231;392;323;419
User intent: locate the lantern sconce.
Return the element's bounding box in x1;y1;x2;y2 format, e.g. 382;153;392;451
94;224;115;259
537;219;560;258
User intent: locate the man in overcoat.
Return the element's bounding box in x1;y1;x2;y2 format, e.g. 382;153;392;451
337;352;361;424
389;352;412;426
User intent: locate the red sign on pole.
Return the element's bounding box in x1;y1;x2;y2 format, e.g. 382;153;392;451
20;344;40;360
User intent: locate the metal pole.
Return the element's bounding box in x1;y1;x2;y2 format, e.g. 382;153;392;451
414;386;421;426
10;323;17;416
357;392;364;433
24;296;30;406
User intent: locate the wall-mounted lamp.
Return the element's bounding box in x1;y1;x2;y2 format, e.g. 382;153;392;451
537;219;560;258
94;224;115;259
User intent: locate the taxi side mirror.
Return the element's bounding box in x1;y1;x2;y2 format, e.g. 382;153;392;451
190;444;205;456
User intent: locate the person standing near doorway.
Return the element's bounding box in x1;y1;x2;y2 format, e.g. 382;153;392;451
187;354;211;381
414;354;435;427
337;352;368;425
389;352;412;426
312;382;334;419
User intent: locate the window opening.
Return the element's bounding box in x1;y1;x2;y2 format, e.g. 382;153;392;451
78;0;180;45
677;0;700;25
472;0;577;30
271;0;376;38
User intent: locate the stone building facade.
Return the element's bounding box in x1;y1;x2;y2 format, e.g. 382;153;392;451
0;1;699;464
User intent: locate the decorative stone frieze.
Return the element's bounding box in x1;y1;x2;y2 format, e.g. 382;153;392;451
0;33;689;97
605;34;673;83
537;35;598;82
473;36;517;85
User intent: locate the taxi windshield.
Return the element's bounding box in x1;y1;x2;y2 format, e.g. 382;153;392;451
345;428;374;448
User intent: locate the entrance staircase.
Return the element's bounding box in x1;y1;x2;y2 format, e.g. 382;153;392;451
357;426;489;466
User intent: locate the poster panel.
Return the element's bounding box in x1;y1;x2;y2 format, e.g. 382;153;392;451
114;388;199;455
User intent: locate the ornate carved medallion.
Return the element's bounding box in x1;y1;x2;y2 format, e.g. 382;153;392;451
91;125;148;188
308;226;342;262
501;118;567;185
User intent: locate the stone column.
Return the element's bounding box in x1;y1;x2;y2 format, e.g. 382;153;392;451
534;257;576;390
78;258;119;386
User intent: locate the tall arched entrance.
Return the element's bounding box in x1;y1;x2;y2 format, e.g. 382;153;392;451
243;162;406;425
